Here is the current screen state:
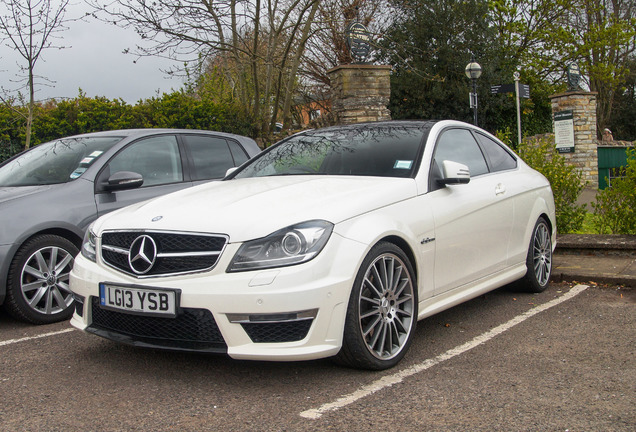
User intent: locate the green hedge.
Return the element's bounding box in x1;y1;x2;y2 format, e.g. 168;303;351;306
0;90;255;161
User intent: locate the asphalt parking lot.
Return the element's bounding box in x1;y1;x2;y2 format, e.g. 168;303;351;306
1;282;634;431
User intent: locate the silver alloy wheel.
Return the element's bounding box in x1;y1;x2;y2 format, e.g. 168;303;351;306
532;221;552;286
358;253;415;360
20;246;74;315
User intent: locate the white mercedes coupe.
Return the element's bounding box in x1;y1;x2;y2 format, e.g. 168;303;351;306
70;120;556;370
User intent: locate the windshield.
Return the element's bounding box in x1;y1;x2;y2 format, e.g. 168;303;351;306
234;125;425;179
0;137;123;186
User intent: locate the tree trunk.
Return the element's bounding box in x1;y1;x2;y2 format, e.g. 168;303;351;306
281;0;320;128
251;0;262;133
25;63;35;149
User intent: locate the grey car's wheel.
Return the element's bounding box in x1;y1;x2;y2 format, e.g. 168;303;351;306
4;235;78;324
334;242;417;370
520;217;552;293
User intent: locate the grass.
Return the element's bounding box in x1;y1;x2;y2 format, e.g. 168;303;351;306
572;212;597;234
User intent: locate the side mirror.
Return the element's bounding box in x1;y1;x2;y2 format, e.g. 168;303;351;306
105;171;144;191
438;160;470;185
225;167;239;177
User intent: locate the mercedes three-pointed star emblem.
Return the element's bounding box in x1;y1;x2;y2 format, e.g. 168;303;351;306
128;235;158;275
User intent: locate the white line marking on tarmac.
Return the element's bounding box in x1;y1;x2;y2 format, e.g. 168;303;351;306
0;328;74;347
300;284;589;420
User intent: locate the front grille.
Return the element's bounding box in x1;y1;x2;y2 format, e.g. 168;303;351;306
241;320;313;343
89;297;227;352
101;230;228;277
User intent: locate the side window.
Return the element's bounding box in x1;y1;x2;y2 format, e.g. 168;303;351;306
476;133;517;172
434;129;489;177
228;140;250;166
107;135;183;187
182;135;235;181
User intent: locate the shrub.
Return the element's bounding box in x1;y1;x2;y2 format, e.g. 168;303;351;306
592;148;636;234
0;91;256;162
516;136;587;234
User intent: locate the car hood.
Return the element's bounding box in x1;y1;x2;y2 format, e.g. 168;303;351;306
94;176;417;242
0;185;53;204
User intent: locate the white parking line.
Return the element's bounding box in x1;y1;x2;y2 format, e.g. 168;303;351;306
300;284;589;420
0;328;74;347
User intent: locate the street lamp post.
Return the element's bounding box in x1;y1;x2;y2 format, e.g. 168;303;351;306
514;70;522;145
465;57;482;126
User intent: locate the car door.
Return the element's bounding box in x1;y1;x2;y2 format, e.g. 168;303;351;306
95;134;190;217
428;128;515;294
181;134;251;186
473;132;526;267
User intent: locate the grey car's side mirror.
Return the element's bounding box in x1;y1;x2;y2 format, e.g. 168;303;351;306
105;171;144;191
438;160;470;185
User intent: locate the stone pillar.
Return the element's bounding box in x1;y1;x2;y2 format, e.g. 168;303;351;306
327;64;391;124
549;91;599;187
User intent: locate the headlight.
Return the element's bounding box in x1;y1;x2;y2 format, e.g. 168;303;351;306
81;225;97;262
228;220;333;272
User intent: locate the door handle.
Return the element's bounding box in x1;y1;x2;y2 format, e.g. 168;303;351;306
495;183;506;196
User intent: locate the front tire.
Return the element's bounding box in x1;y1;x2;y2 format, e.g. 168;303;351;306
334;242;417;370
4;234;78;324
519;217;552;293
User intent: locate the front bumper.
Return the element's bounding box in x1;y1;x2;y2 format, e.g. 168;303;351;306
70;234;366;362
0;243;15;303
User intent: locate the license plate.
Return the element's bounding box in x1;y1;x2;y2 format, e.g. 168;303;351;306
99;283;178;317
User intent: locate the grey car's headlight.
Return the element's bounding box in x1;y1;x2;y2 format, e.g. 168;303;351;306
228;220;333;272
81;226;98;262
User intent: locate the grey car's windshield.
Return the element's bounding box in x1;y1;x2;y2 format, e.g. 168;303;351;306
234;126;425;179
0;137;123;186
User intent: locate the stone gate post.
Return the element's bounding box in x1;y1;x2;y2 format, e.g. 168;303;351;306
327;64;392;124
549;91;599;188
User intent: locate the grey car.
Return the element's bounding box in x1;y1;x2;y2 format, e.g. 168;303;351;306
0;129;260;324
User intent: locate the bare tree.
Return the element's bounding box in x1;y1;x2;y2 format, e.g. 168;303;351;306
0;0;72;148
302;0;385;85
298;0;388;113
88;0;320;134
490;0;636;134
560;0;636;133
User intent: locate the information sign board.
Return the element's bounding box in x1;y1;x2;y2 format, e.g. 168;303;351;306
345;23;371;62
554;110;575;153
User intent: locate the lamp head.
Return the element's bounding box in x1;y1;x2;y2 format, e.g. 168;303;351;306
465;61;482;80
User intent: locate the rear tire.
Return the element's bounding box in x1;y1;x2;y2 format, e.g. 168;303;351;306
519;217;552;293
4;234;78;324
334;242;417;370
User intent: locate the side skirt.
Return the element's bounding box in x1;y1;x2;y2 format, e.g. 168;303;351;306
417;263;527;321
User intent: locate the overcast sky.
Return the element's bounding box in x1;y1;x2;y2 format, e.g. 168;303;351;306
0;2;183;104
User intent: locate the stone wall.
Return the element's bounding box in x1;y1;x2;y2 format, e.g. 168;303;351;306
549;91;599;187
327;64;392;124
